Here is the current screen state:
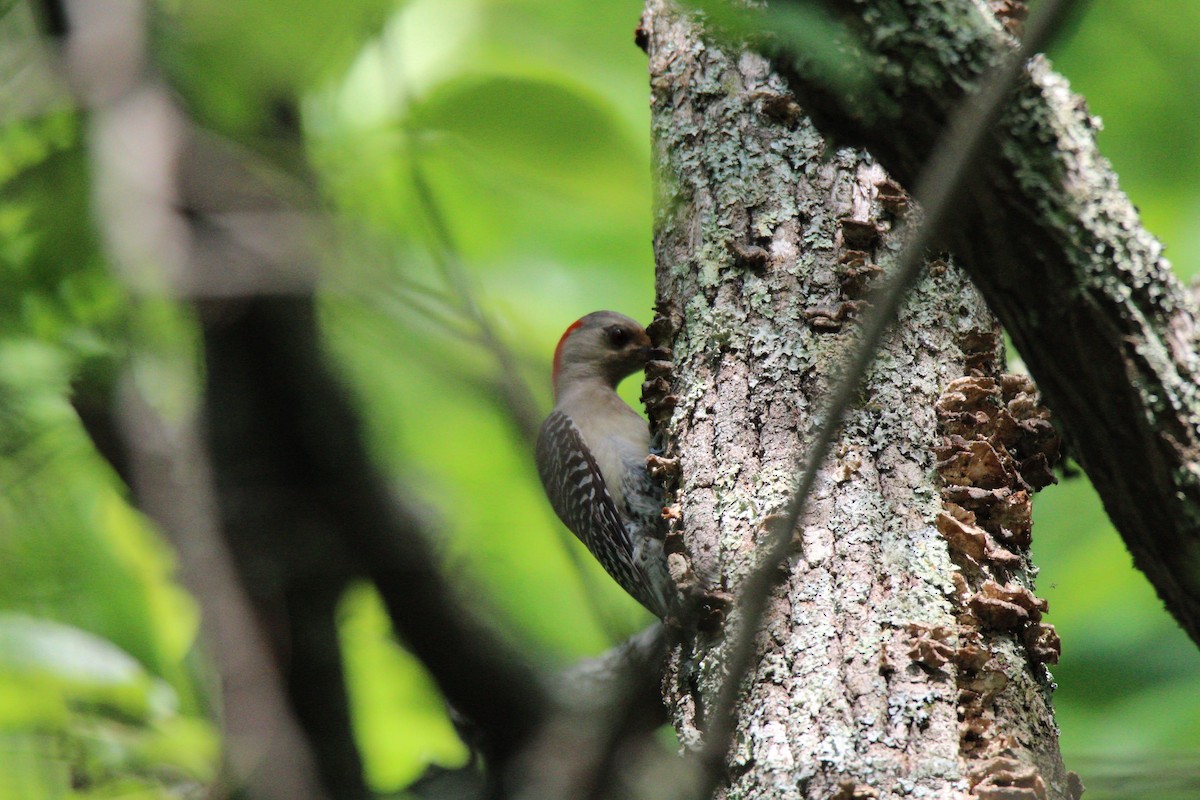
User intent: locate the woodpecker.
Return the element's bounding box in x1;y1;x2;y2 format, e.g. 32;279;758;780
535;311;672;618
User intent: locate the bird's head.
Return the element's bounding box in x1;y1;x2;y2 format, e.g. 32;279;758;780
552;311;653;397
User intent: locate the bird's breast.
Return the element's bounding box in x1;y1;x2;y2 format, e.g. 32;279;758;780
563;395;649;512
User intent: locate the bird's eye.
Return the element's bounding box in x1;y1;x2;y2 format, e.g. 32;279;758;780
606;326;630;348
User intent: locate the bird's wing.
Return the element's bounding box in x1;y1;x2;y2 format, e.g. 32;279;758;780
536;410;661;614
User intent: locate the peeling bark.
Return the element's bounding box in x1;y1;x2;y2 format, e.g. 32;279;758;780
643;2;1073;797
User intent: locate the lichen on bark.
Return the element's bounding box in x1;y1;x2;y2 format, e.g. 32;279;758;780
642;2;1072;797
758;0;1200;648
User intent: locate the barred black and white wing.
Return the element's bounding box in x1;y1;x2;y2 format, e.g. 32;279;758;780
536;410;667;617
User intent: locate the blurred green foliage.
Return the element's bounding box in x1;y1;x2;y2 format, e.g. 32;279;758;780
1;0;1198;797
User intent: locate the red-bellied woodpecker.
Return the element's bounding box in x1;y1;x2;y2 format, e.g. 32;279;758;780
535;311;672;618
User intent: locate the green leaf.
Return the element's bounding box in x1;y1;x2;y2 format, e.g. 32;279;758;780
408;74;642;193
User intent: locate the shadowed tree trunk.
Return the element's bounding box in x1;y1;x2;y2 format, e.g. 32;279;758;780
642;3;1077;797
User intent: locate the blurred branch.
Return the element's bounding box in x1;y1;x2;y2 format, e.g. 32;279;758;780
555;623;669;720
47;1;330;798
402;625;673;800
199;292;553;770
512;624;677;800
119;370;335;800
408;157;544;444
47;0;557;794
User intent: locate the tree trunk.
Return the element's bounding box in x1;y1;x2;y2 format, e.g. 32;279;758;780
643;3;1077;798
759;0;1200;648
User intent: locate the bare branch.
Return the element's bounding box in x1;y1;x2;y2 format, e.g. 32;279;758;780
405;154;650;641
409;158;544;443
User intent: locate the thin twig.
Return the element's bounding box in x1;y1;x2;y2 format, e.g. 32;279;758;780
405;150;651;642
694;0;1084;787
370;20;646;641
407;156;544;441
376;282;484;344
351;19;546;443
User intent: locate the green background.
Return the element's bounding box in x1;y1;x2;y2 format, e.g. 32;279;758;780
1;1;1197;797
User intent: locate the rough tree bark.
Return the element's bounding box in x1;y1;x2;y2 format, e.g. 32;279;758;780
758;0;1200;648
643;3;1078;798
